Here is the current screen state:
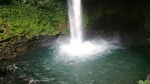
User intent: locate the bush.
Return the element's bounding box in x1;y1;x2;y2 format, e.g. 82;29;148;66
0;0;67;41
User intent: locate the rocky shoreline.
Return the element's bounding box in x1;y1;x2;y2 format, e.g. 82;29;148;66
0;35;57;61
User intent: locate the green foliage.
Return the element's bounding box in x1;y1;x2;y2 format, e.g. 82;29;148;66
0;0;67;41
138;80;150;84
52;30;60;36
91;6;104;21
83;11;89;28
0;18;3;26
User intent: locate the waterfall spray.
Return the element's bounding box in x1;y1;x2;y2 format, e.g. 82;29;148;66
59;0;97;56
59;0;119;56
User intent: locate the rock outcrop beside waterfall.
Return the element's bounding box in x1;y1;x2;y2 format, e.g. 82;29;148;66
83;0;150;46
0;35;56;60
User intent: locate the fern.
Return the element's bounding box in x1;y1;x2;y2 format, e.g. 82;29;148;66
138;80;150;84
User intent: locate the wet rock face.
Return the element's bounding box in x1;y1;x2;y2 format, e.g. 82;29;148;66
85;13;147;46
0;62;18;84
0;37;28;60
82;0;150;46
0;35;56;60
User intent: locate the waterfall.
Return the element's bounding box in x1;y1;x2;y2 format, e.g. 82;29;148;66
59;0;97;56
59;0;116;56
68;0;83;44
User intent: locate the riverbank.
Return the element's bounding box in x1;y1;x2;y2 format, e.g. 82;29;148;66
0;35;58;60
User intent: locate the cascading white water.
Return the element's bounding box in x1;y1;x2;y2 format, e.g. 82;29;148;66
60;0;97;56
68;0;83;44
59;0;119;56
